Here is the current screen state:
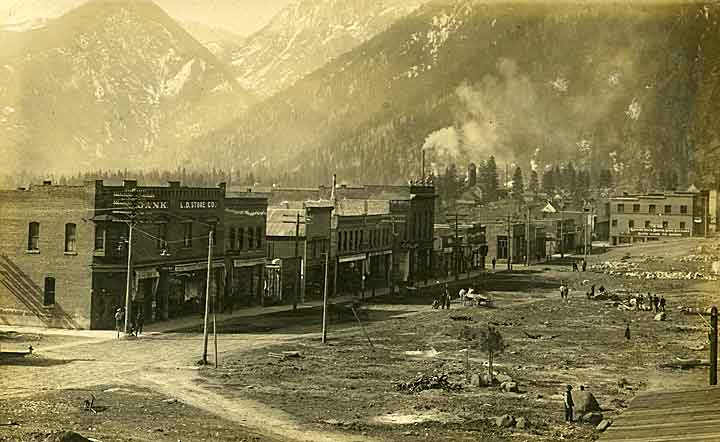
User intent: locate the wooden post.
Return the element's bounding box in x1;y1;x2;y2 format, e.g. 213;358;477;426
322;250;329;344
202;228;213;365
123;223;134;335
351;306;374;350
711;306;718;386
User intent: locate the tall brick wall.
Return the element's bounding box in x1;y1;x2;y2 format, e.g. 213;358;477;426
0;183;95;328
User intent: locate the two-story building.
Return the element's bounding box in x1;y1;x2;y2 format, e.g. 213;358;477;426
609;191;709;245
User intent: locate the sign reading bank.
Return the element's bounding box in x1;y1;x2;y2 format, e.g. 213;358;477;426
180;200;218;209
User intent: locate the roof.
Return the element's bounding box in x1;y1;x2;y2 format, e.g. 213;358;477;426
335;199;390;217
265;208;306;237
541;202;557;213
304;199;334;209
600;386;720;442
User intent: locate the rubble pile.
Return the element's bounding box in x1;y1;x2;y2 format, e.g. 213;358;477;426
679;255;720;263
590;261;717;280
395;373;462;393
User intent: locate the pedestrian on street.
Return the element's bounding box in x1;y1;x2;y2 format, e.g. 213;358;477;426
582;259;587;272
590;285;595;297
653;295;660;313
625;323;631;340
660;296;666;312
492;257;497;271
114;308;124;339
559;282;566;299
459;288;467;304
572;262;579;272
135;310;144;336
564;385;575;422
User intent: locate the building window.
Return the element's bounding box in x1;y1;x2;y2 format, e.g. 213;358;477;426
680;205;688;214
649;205;656;214
628;220;635;229
64;223;77;252
611;219;618;227
157;224;167;249
183;223;193;248
633;204;640;213
255;226;262;249
680;221;686;229
349;231;355;250
617;204;624;214
229;228;236;250
248;226;254;249
28;222;40;251
360;230;364;248
43;276;55;306
238;227;244;250
94;225;106;251
338;234;342;252
645;220;651;228
662;221;668;229
664;205;672;214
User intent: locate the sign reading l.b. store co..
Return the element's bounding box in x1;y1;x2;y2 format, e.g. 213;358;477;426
180;200;218;209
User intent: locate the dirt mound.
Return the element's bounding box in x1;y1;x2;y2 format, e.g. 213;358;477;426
571;390;601;415
43;431;91;442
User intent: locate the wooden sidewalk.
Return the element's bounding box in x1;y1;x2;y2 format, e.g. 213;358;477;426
601;386;720;442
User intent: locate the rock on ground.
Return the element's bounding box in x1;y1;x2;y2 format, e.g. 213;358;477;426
597;419;612;431
515;417;530;429
572;390;601;415
654;312;667;321
501;381;519;393
495;414;516;428
582;412;604;426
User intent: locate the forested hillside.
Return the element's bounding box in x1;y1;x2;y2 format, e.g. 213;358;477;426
192;0;720;191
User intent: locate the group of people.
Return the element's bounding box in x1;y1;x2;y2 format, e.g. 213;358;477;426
559;282;570;299
563;385;591;422
571;259;588;272
633;292;666;312
432;283;452;309
114;307;144;338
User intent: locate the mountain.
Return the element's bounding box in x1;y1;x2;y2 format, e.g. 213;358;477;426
192;0;720;190
179;21;245;58
0;0;255;177
230;0;427;97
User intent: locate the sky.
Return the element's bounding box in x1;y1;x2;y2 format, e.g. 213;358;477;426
0;0;294;36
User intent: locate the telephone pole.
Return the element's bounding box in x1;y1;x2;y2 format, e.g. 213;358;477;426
202;227;213;365
526;205;531;266
321;248;330;344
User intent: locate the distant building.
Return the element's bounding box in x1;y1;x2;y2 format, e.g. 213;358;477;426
609;190;709;245
0;179;268;329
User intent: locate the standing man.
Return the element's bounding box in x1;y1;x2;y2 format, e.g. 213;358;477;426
492;257;497;272
564;385;575;423
135;310;144;336
114;307;124;339
625;323;631;340
660;295;666;312
582;259;587;272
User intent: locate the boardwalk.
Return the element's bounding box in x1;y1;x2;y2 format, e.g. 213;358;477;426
601;386;720;442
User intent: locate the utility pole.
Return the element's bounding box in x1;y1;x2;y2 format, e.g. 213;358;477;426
454;213;460;280
711;306;718;386
559;206;564;259
295;213;300;311
202;226;213;365
526;205;531;266
123;223;134;335
321;248;330;344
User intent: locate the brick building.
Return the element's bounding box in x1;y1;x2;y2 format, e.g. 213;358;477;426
0;180;268;330
609;191;709;245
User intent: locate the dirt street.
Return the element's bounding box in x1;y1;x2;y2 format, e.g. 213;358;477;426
1;237;718;441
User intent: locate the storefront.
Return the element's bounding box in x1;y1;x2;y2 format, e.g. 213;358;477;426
231;257;265;307
166;261;224;318
367;250;391;293
337;253;365;296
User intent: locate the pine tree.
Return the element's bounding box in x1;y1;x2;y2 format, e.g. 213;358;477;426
512;166;524;198
542;168;555;194
485;156;499;202
529;169;539;194
467;162;477;188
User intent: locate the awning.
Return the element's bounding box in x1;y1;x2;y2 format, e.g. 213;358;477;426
368;250;392;257
234;257;266;268
174;261;225;272
338;253;366;263
135;269;159;280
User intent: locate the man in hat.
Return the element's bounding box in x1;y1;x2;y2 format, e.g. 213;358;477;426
564;385;575;422
114;307;124;339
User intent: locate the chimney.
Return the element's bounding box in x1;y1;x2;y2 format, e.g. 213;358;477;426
168;181;180;188
42;180;52;186
331;174;337;205
123;179;137;189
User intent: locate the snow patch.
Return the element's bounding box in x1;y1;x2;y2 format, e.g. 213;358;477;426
551;76;568;93
608;72;621;86
626;98;641;120
163;59;195;97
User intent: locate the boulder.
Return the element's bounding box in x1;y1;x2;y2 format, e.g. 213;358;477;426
495;373;512;383
515;417;529;429
482;374;495;385
654;312;667;321
582;412;604;426
501;381;519;393
495;414;516;428
470;374;485;387
571;390;601;415
596;419;612;432
43;432;91;442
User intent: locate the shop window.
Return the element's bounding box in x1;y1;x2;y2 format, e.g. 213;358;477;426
644;220;651;228
617;204;624;214
628;220;635;229
238;227;244;250
680;205;688;214
64;223;77;252
680;221;686;229
360;230;364;248
28;222;39;251
611;219;617;227
229;228;236;250
649;205;656;214
664;205;672;214
632;204;640;213
248;226;254;249
157;223;167;249
662;221;668;229
255;226;262;249
183;223;193;248
349;231;354;250
338;234;342;252
43;276;55;306
94;225;105;251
